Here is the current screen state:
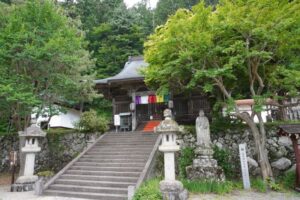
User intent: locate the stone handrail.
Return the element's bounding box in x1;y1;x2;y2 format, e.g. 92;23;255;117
42;133;107;193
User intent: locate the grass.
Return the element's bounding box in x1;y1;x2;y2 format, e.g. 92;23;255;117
251;178;268;192
133;178;162;200
181;179;237;194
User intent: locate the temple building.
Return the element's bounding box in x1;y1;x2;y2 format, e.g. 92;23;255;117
95;56;210;131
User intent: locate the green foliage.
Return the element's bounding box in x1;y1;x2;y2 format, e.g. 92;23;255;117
76;110;108;133
211;115;246;134
279;171;296;190
37;170;54;177
178;147;195;178
133;178;162;200
251;178;267;193
182;125;196;136
213;146;234;179
0;0;95;131
182;179;234;194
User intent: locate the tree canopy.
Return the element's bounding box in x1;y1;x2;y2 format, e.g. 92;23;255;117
0;0;95;131
144;0;300;180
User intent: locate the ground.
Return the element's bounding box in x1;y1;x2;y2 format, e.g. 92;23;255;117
1;184;300;200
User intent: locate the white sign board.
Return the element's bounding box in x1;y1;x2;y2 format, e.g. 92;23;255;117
114;114;120;126
239;143;251;189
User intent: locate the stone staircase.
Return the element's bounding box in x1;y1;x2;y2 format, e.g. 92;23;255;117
43;132;160;200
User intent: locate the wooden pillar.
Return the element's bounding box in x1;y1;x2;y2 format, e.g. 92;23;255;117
291;135;300;190
131;91;137;131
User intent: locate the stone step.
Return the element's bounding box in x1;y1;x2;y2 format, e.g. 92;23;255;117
81;154;148;159
49;184;127;194
78;158;147;163
44;190;127;200
86;152;150;156
55;179;134;188
70;162;146;168
86;150;151;155
88;148;153;153
96;141;157;145
93;143;155;147
70;165;143;172
66;170;140;177
60;174;138;183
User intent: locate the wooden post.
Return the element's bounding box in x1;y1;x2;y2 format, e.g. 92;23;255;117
291;135;300;190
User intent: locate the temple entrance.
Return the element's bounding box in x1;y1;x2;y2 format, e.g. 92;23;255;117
136;103;167;122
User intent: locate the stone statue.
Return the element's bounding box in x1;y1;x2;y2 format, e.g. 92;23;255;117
196;110;211;148
185;110;225;182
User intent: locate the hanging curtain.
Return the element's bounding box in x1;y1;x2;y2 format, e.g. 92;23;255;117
141;96;148;104
135;96;141;104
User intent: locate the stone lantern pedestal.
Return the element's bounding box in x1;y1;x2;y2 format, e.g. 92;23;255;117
13;124;46;192
155;109;188;200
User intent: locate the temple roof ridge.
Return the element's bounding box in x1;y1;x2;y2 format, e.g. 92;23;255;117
95;55;148;84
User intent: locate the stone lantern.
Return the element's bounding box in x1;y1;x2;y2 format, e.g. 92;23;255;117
14;123;46;191
155;109;188;200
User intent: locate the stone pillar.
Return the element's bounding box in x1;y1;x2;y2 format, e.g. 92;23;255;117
13;124;46;192
131;91;137;131
155;109;188;200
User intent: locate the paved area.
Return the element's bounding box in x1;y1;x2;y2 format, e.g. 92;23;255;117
1;185;300;200
0;186;87;200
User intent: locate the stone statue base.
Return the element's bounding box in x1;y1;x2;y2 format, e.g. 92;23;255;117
12;175;38;192
160;180;188;200
186;146;225;182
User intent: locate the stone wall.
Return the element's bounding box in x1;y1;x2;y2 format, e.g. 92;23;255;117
0;133;95;173
177;126;295;177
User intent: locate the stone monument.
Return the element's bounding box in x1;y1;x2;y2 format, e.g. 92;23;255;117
155;109;188;200
186;110;225;181
13;123;46;192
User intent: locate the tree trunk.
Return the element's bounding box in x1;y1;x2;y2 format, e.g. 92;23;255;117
238;113;273;180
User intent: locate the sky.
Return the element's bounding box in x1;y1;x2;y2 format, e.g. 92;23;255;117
124;0;159;8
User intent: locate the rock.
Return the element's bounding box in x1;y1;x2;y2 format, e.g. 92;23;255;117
215;142;223;149
278;136;292;147
271;157;292;170
275;146;288;158
247;157;258;168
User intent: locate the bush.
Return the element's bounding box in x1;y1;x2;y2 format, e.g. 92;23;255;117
182;180;235;194
178;147;195;178
76;110;108;133
213;146;234;178
37;170;54;177
133;178;162;200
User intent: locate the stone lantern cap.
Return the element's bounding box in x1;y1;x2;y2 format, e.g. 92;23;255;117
155;109;179;134
18;124;47;137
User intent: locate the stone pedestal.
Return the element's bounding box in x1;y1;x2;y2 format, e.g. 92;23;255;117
160;180;188;200
155;109;188;200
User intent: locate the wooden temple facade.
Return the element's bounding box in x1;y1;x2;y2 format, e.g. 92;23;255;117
95;56;210;131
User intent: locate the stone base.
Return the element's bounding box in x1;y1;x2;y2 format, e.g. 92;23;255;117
12;175;38;192
186;158;225;182
160;180;188;200
11;182;36;192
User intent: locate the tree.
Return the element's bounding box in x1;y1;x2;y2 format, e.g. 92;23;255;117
154;0;200;25
0;0;95;174
89;2;147;78
144;0;300;180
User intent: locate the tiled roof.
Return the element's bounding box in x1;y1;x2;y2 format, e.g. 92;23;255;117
94;56;148;84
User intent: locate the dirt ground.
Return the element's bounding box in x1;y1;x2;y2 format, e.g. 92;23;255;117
0;174;11;186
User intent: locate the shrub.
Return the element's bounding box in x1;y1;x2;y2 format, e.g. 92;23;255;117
182;180;234;194
133;178;162;200
76;110;108;133
178;147;195;178
37;170;54;177
213;146;234;178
